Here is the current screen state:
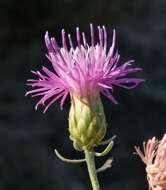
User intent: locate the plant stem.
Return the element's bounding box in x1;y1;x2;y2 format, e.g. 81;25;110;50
84;148;100;190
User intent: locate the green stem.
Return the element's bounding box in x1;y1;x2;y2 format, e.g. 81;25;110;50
84;148;100;190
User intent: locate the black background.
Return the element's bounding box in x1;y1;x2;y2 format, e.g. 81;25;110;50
1;0;166;190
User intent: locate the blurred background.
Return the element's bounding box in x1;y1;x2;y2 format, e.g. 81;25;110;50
1;0;166;189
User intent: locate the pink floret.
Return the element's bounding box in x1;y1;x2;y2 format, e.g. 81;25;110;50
26;24;144;112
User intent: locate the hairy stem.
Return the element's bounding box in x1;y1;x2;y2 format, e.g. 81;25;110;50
84;148;100;190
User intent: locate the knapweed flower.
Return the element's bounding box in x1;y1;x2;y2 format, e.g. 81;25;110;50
26;24;143;150
135;134;166;190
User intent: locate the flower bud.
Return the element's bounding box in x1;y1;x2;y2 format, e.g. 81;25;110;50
69;93;106;151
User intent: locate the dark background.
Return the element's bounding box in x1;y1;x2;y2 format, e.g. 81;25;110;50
1;0;166;190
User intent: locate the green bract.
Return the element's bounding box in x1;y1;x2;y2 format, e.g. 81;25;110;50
69;94;106;151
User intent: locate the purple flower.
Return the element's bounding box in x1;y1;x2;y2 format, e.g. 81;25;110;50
26;24;144;113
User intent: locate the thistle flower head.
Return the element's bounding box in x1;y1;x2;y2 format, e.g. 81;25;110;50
135;134;166;190
26;24;143;113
